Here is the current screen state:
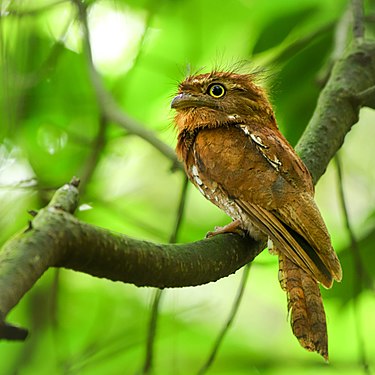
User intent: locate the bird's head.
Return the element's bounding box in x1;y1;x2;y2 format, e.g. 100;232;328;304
171;71;276;133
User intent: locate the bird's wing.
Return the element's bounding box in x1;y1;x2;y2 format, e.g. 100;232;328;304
192;125;342;287
275;195;342;282
234;199;335;287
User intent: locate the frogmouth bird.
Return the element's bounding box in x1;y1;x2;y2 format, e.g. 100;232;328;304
171;70;342;360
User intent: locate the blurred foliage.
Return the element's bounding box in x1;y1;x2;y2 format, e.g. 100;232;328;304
1;0;375;374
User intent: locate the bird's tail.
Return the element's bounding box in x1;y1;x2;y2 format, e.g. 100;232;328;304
278;252;328;360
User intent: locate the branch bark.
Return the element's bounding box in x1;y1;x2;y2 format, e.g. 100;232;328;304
1;41;375;340
0;180;263;340
296;41;375;183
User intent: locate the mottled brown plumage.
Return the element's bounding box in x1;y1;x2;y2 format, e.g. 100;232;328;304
171;71;342;359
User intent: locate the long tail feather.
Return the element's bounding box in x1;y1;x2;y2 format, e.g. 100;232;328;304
278;253;328;360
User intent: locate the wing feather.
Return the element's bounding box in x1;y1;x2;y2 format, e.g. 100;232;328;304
191;126;342;287
235;199;334;288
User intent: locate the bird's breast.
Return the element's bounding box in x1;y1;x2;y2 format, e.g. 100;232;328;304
184;127;266;240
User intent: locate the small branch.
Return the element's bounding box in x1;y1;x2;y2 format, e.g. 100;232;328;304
334;157;366;291
142;289;163;375
355;85;375;108
168;176;189;244
316;6;351;87
197;263;251;375
334;155;371;374
333;6;352;61
352;0;365;40
79;115;108;194
72;0;181;170
334;155;374;293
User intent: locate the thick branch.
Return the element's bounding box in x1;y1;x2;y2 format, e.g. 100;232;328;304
296;41;375;183
0;181;263;338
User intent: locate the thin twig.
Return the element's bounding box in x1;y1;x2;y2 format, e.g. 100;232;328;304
334;156;373;291
316;6;351;86
168;176;189;244
333;5;352;60
141;176;189;374
197;263;251;375
50;269;60;329
142;289;163;375
79;116;108;195
72;0;181;170
352;0;365;40
334;155;371;374
356;85;375;108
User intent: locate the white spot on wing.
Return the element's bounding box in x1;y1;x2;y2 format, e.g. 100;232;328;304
228;114;239;121
248;133;282;171
250;133;267;148
191;165;203;185
266;154;282;171
194;175;203;186
272;155;281;167
192;165;199;176
239;124;250;135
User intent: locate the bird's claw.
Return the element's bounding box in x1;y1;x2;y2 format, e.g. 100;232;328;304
205;219;244;238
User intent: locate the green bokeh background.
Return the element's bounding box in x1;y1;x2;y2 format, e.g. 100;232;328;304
1;0;375;374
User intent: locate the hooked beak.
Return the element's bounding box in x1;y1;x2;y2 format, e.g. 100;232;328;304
171;93;208;110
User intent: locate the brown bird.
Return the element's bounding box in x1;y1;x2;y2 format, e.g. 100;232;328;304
171;70;342;360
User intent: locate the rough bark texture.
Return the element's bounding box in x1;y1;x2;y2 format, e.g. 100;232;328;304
0;181;264;337
297;41;375;183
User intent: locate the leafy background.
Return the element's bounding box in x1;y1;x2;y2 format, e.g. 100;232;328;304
1;0;375;374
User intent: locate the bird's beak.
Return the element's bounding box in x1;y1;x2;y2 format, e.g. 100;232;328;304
171;93;207;110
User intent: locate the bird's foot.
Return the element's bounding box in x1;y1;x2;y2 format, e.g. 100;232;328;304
205;219;245;238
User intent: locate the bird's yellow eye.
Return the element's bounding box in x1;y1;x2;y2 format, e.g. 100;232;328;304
208;84;226;98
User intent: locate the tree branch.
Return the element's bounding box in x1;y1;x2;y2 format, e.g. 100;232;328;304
0;179;263;339
296;41;375;184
